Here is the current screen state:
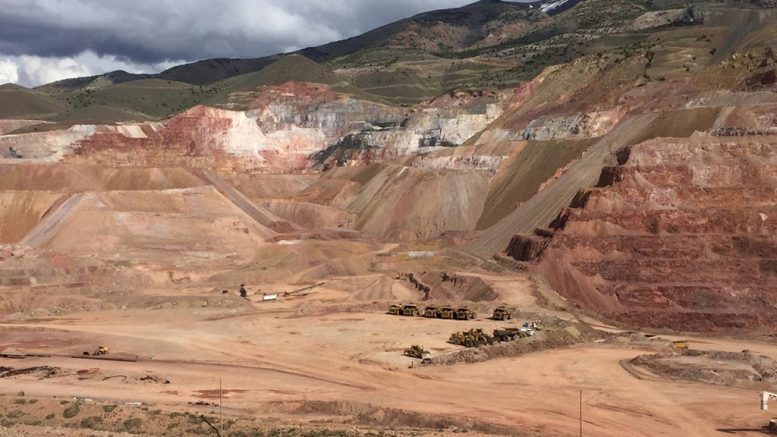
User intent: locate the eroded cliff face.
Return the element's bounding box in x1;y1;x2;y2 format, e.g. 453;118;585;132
0;83;507;173
246;82;405;146
519;108;627;141
519;136;777;331
313;90;507;169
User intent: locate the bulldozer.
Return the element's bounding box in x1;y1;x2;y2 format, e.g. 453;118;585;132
404;345;432;363
83;345;108;356
672;340;689;350
449;329;493;348
401;303;421;317
492;305;516;321
439;305;455;319
423;305;441;318
454;306;477;320
448;331;466;345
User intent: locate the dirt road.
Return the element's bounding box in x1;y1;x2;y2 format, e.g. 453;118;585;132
2;297;774;436
19;193;86;247
193;169;289;231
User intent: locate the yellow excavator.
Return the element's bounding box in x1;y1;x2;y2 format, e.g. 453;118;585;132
83;345;108;356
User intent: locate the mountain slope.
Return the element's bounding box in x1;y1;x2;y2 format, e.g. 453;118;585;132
0;84;69;118
300;0;546;61
34;0;550;92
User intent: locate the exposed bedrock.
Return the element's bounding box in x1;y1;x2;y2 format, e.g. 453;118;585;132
519;108;627;141
0;83;507;173
516;136;777;332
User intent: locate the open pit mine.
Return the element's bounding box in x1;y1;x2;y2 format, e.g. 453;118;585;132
2;0;777;436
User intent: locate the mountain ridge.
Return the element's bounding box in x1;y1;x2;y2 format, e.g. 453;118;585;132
34;0;553;90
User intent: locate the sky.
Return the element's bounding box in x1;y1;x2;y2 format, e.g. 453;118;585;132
0;0;495;87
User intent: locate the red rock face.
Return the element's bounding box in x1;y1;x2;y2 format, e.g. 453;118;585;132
69;106;284;171
528;136;777;332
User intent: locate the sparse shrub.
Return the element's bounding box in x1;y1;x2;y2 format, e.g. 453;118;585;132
122;417;144;433
80;416;103;429
6;410;24;419
62;403;81;419
303;430;353;437
187;425;209;435
12;398;26;405
102;404;117;413
45;413;55;420
27;399;38;404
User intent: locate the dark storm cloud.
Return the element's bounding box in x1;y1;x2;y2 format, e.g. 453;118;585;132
0;0;487;62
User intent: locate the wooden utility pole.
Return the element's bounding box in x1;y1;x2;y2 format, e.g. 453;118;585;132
579;389;583;437
219;378;223;437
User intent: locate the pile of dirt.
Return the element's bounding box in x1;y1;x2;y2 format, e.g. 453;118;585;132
626;349;777;388
431;321;608;365
413;271;499;302
347;165;489;241
312;275;420;302
0;191;64;243
0;164;206;192
262;200;358;230
0;366;65;379
222;173;318;200
20;187;275;269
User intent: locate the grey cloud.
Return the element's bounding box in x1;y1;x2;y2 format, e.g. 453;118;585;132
0;0;486;63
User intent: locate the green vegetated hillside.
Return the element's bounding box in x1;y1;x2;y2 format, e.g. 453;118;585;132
0;0;773;124
0;84;69;119
55;79;214;121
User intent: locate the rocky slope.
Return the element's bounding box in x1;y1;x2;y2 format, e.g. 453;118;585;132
510;134;777;331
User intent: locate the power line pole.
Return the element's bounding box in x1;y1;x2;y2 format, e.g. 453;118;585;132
579;389;583;437
220;378;224;437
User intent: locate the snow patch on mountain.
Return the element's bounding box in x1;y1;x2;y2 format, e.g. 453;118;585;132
539;0;573;13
